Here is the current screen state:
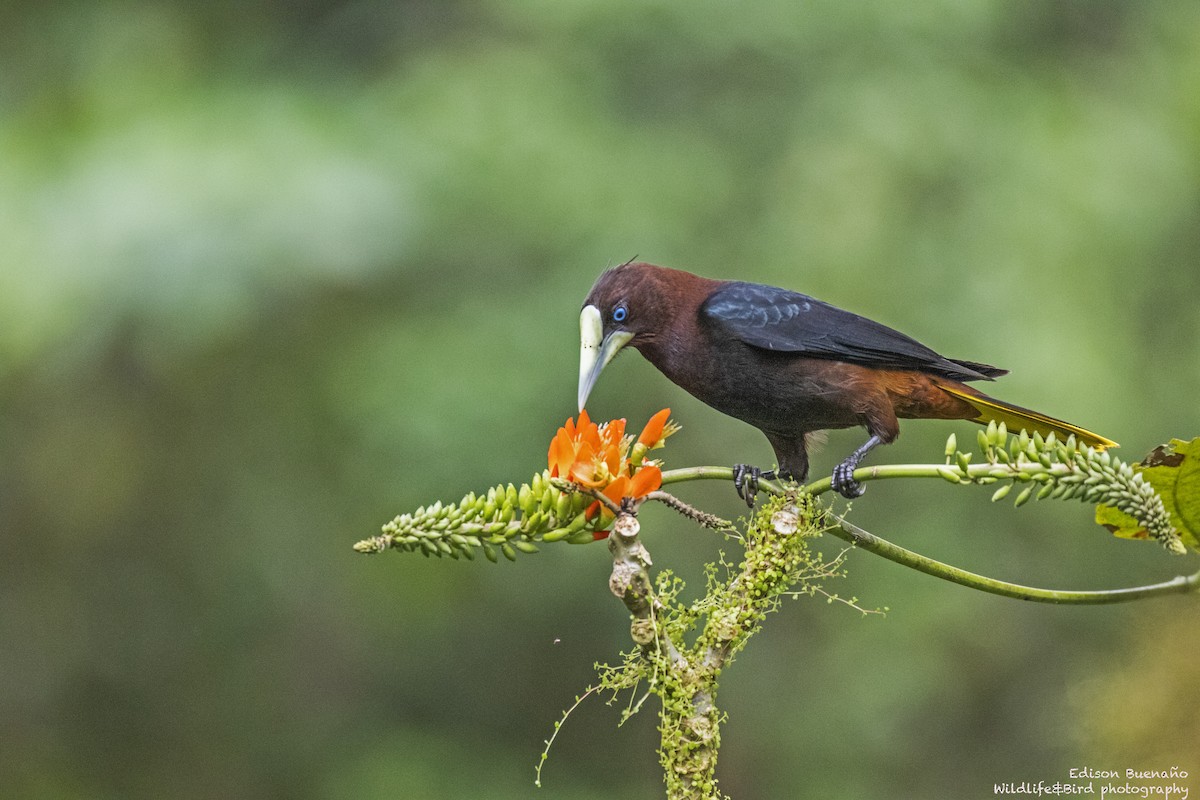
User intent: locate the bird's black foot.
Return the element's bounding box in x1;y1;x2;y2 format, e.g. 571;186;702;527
831;461;865;499
831;434;884;499
732;464;777;507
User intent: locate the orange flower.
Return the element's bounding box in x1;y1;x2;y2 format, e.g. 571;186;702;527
550;409;676;481
637;408;673;449
549;409;674;534
587;463;663;541
586;463;663;517
547;409;626;488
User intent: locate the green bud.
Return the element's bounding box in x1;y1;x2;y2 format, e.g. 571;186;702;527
945;433;958;459
542;528;572;543
991;483;1012;503
977;429;991;454
555;491;573;520
567;529;597;544
483;543;498;563
956;451;972;473
519;484;535;514
937;466;962;484
1036;483;1054;501
564;513;590;533
1014;485;1034;507
501;543;518;561
513;540;539;554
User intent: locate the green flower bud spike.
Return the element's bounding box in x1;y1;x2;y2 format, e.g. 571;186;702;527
945;429;1187;555
354;468;607;559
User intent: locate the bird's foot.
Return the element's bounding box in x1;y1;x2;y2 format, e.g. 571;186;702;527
831;460;866;499
732;464;777;507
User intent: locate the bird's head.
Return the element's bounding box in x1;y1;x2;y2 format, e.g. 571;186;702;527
577;261;693;411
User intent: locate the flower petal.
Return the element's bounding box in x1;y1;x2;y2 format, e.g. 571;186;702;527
549;428;577;476
602;475;630;507
628;464;662;499
637;408;672;448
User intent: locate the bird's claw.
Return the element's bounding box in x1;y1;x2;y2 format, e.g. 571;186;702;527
831;461;866;499
733;464;776;507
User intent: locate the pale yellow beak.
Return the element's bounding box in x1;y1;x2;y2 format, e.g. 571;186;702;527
578;304;633;411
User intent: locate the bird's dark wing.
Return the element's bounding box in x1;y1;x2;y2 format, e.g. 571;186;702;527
701;281;1004;381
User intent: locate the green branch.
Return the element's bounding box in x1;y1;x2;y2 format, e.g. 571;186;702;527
830;516;1198;604
659;464;1200;605
358;423;1197;605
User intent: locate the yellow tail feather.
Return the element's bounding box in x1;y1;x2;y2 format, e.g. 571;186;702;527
935;381;1118;450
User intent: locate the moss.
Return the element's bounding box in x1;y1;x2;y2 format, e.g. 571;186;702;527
579;492;838;800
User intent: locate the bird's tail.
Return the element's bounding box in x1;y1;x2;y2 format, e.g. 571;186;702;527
934;381;1118;450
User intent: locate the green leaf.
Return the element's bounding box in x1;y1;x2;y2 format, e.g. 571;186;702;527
1096;437;1200;552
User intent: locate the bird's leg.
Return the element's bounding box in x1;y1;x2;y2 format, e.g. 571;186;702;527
831;435;884;499
732;464;777;507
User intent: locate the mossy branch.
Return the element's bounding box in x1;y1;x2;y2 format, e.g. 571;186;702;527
569;494;841;800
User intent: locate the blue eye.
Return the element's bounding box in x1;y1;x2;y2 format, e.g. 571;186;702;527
613;305;628;323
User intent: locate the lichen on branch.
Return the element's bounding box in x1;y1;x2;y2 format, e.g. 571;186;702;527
553;492;870;800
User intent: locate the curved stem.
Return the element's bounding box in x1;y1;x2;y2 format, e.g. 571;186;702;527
658;465;1200;604
830;516;1199;604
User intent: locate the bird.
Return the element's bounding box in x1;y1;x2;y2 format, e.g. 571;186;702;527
576;261;1116;503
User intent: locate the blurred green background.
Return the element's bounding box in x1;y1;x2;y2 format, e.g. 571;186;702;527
2;2;1198;798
